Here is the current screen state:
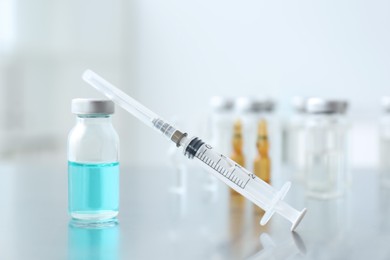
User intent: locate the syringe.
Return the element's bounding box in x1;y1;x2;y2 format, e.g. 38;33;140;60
82;69;307;231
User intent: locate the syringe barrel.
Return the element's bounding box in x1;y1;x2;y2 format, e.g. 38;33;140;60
83;69;159;130
181;136;306;230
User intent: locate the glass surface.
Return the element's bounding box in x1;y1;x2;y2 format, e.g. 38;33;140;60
68;219;119;260
1;162;390;260
68;161;119;221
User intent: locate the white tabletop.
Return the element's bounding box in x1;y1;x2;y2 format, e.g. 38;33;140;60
0;161;389;259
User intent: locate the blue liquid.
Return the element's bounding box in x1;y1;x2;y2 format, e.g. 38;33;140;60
68;161;119;221
68;220;119;260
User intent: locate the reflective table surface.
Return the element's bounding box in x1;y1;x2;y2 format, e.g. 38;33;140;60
1;161;390;259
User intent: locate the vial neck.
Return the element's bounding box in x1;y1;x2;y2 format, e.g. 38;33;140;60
76;115;112;124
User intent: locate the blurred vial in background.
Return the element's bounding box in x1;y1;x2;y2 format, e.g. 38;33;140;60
254;119;271;184
253;119;271;215
234;97;275;173
379;97;390;188
230;119;246;200
304;98;349;199
209;96;235;154
281;97;307;181
230;119;246;168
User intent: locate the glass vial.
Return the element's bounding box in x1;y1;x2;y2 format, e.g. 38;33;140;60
209;96;235;155
304;98;348;199
234;97;275;172
254;119;271;184
380;97;390;188
68;99;120;222
281;97;307;180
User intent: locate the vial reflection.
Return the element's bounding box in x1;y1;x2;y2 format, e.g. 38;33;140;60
68;219;119;260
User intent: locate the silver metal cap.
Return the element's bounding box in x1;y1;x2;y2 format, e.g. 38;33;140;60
71;98;115;115
235;97;275;113
381;96;390;112
305;98;348;114
209;96;234;112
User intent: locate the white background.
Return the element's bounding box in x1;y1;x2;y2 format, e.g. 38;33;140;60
0;0;389;167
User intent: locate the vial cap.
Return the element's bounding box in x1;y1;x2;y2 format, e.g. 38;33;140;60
209;96;234;112
235;97;275;114
71;98;115;115
304;98;348;114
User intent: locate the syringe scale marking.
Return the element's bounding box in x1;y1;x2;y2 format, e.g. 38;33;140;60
227;169;248;188
226;170;233;178
197;154;248;189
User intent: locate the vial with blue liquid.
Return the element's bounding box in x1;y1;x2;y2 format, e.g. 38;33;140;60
68;99;119;223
